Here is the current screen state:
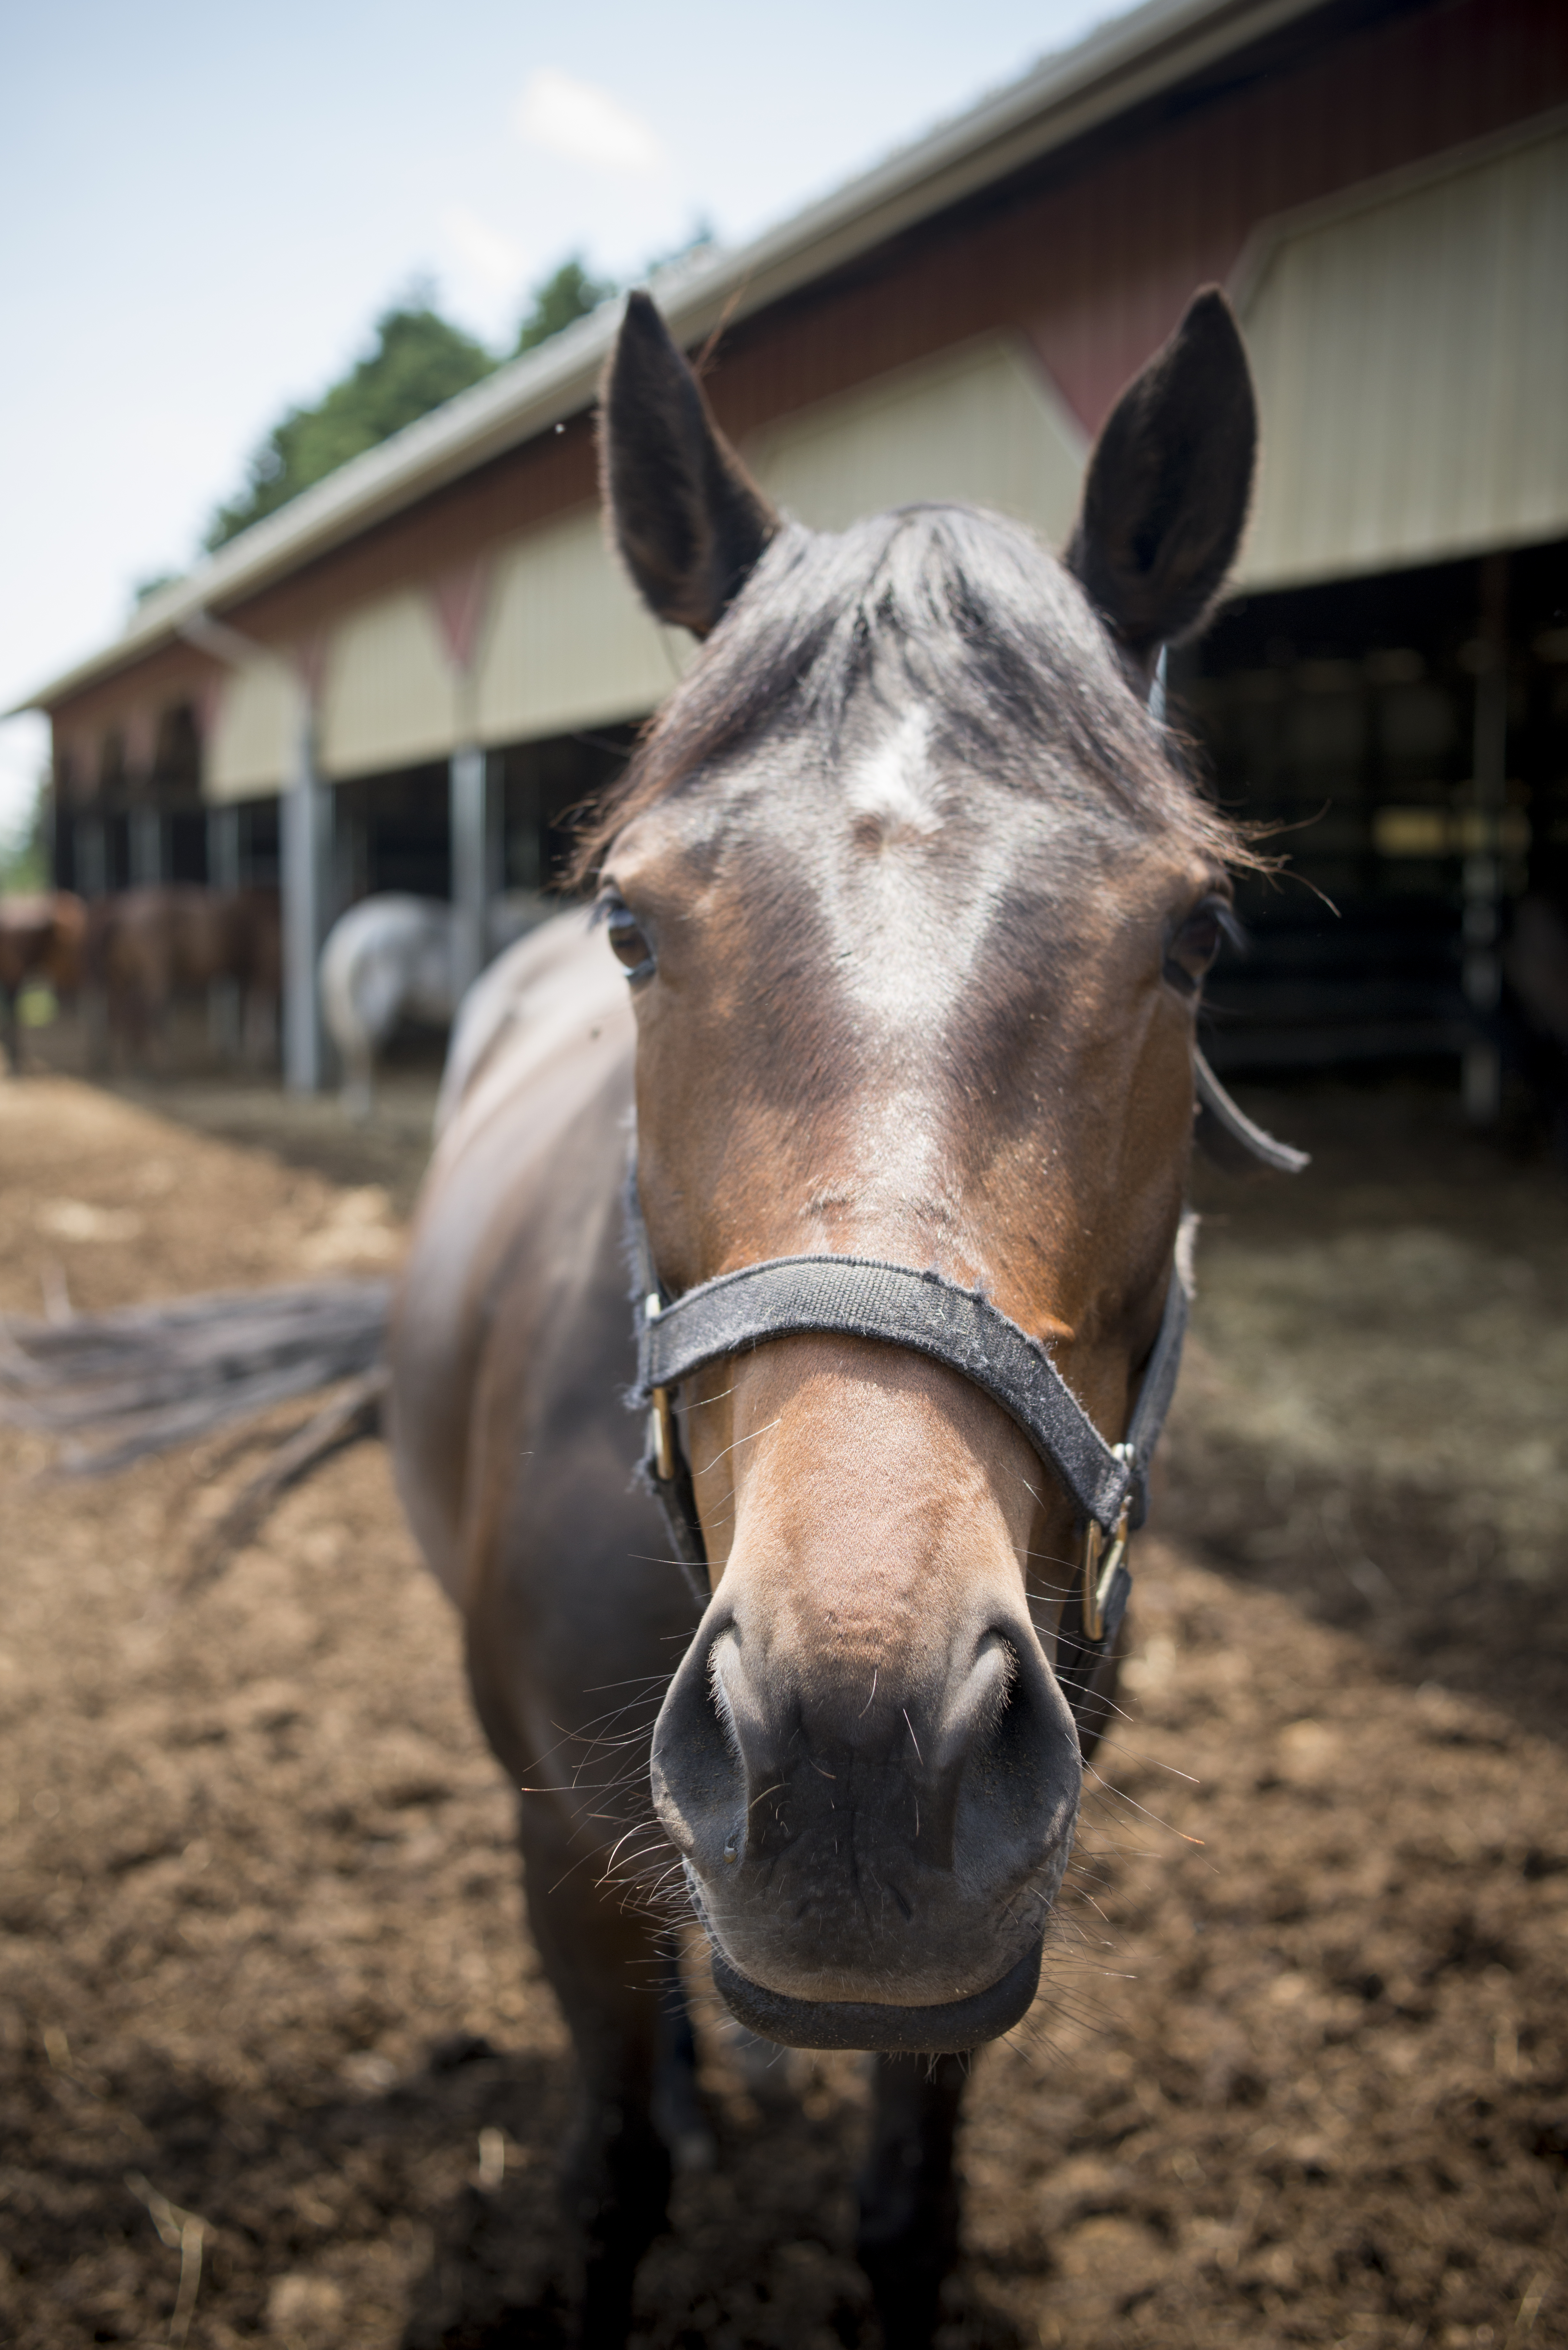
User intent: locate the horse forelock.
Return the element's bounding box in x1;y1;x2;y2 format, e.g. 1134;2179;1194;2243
573;503;1250;882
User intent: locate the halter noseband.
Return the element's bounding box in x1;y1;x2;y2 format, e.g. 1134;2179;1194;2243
625;1049;1301;1746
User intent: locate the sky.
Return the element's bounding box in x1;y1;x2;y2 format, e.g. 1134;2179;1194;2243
0;0;1128;846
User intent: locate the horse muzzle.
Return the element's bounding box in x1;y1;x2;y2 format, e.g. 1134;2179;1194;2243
651;1603;1081;2043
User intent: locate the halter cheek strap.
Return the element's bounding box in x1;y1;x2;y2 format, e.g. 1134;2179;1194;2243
624;1066;1302;1747
623;1181;1190;1739
1194;1050;1310;1176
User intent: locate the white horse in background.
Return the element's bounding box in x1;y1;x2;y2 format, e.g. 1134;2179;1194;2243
320;892;551;1118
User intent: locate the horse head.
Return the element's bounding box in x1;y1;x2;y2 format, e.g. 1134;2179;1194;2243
586;288;1259;2051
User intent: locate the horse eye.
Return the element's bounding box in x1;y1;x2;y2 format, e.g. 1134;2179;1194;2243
1165;898;1232;996
610;921;653;975
599;898;656;981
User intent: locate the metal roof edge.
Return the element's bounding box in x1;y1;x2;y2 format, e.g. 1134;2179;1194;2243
23;0;1325;716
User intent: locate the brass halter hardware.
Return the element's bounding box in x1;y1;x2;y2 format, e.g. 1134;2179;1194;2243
1080;1443;1134;1645
645;1296;676;1482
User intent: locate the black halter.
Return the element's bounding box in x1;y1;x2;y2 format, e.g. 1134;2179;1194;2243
626;1049;1302;1745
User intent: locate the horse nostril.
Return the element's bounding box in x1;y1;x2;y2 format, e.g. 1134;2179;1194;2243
650;1622;747;1875
931;1629;1017;1778
950;1624;1080;1870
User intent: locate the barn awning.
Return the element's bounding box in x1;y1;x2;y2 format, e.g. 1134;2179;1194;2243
1235;114;1568;592
203;333;1088;791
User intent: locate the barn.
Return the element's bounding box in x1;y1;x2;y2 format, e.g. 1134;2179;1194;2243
22;0;1568;1103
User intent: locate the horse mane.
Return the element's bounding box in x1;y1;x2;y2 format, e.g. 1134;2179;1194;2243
571;503;1253;882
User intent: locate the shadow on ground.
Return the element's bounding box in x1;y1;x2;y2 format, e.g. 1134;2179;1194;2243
6;2021;1036;2350
1167;1073;1568;1745
1159;1440;1568;1746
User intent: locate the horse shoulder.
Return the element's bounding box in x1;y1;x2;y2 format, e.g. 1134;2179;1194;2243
392;912;634;1607
435;907;618;1137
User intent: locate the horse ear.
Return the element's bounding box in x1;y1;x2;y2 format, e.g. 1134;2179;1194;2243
599;292;780;638
1066;287;1257;665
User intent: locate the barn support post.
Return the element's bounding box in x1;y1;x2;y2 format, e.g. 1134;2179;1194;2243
207;805;241;892
432;556;495;1007
488;759;505;909
1462;554;1509;1124
449;743;491;1003
207;806;243;1058
282;712;331;1092
76;816;107;899
129;808;164;888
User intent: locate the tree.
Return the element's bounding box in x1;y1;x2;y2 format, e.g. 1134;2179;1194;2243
198;238;706;558
205;300;497;550
515;257;614;356
0;777;49;894
640;219;717;279
132;572;183;608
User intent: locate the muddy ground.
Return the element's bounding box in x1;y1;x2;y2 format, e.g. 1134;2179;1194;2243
0;1066;1564;2350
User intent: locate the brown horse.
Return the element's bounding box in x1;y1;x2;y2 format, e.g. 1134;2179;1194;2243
0;891;86;1073
84;884;281;1068
388;284;1265;2340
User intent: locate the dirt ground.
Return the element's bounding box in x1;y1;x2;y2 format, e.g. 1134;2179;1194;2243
0;1066;1564;2350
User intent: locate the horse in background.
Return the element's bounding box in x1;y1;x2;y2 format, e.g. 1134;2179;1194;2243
84;885;281;1071
0;891;86;1073
319;891;552;1118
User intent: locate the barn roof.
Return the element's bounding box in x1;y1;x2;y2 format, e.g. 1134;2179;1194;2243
20;0;1321;715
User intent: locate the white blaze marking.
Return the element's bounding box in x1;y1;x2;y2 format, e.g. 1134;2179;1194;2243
826;710;1011;1211
843;711;942;844
833;710;996;1028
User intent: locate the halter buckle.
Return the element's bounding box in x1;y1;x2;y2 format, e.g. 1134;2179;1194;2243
1081;1447;1134;1644
644;1294;677;1482
649;1387;676;1482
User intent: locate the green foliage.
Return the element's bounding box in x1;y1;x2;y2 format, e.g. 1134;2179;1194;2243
640;219;717;279
132;572;184;609
0;779;49;894
515;258;615;355
199;230;719;559
205;301;498;550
